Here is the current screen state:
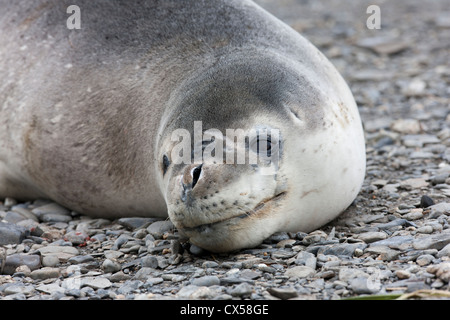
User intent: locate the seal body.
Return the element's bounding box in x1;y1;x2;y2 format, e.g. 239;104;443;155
0;0;365;252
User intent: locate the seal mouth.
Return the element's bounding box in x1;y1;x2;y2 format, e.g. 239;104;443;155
180;191;287;234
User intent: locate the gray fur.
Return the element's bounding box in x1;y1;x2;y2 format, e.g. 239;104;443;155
0;1;365;251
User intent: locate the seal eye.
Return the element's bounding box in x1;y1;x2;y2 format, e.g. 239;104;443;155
249;134;274;157
162;154;170;175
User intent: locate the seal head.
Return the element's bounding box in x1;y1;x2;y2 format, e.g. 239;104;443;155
157;50;365;252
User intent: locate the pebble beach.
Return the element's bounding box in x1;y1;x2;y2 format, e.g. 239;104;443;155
1;0;449;301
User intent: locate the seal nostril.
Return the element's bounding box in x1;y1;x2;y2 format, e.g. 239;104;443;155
191;164;203;189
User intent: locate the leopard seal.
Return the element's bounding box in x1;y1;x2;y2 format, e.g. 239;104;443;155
0;0;366;252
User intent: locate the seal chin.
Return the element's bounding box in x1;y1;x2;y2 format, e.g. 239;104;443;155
174;192;287;252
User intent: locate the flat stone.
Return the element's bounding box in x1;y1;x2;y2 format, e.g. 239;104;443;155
141;256;159;269
81;277;112;290
295;251;317;269
420;195;435;208
101;258;121;273
437;243;450;258
356;232;387;243
40;213;72;223
391;119;422;134
146;220;174;238
110;271;132;282
177;285;218;299
412;231;450;250
42;255;60;267
30;267;60;280
267;287;299;300
38;246;79;262
396;270;411;279
11;206;39;222
416;254;434;266
3;254;41;275
350;277;381;294
428;202;450;218
118;217;156;230
417;226;434;234
285;266;316;279
370;235;414;249
191;275;220;287
403;209;424;221
427;262;450;283
356;36;409;55
0;222;28;245
365;246;401;261
229;282;253;297
68;255;95;264
4;211;28;223
31;203;70;218
3;284;35;296
64;231;89;245
316;243;367;257
36;282;65;295
400;178;429;190
339;268;369;282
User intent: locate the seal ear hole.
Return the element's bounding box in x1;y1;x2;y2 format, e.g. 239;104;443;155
162;154;170;176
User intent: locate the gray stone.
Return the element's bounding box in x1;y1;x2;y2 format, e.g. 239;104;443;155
141;256;159;269
117;280;143;295
110;271;132;283
0;222;28;245
38;246;79;262
133;267;159;281
145;277;164;286
191;276;220;287
240;269;261;280
3;284;35;296
4;211;27;223
350;277;381;294
437;243;450;258
40;213;72;223
42;255;60;267
267;287;299;300
416;225;434;234
356;36;409;55
229;282;253;297
412;231;450;250
68;255;95;264
202;261;219;268
177;285;218;299
64;230;89;245
427;262;450;283
338;268;369;282
370;235;415;249
30;267;60;280
416;254;435;266
400;178;429;190
403;209;424;221
118;217;156;230
3;254;41;275
317;243;367;257
356;231;387;243
102;259;122;273
146;220;174;238
429;202;450;218
295;251;317;269
31;203;70;218
36;282;65;295
81;277;112;290
285;266;316;279
11;206;39;222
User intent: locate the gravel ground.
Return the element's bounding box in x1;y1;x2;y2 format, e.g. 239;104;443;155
1;0;449;300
